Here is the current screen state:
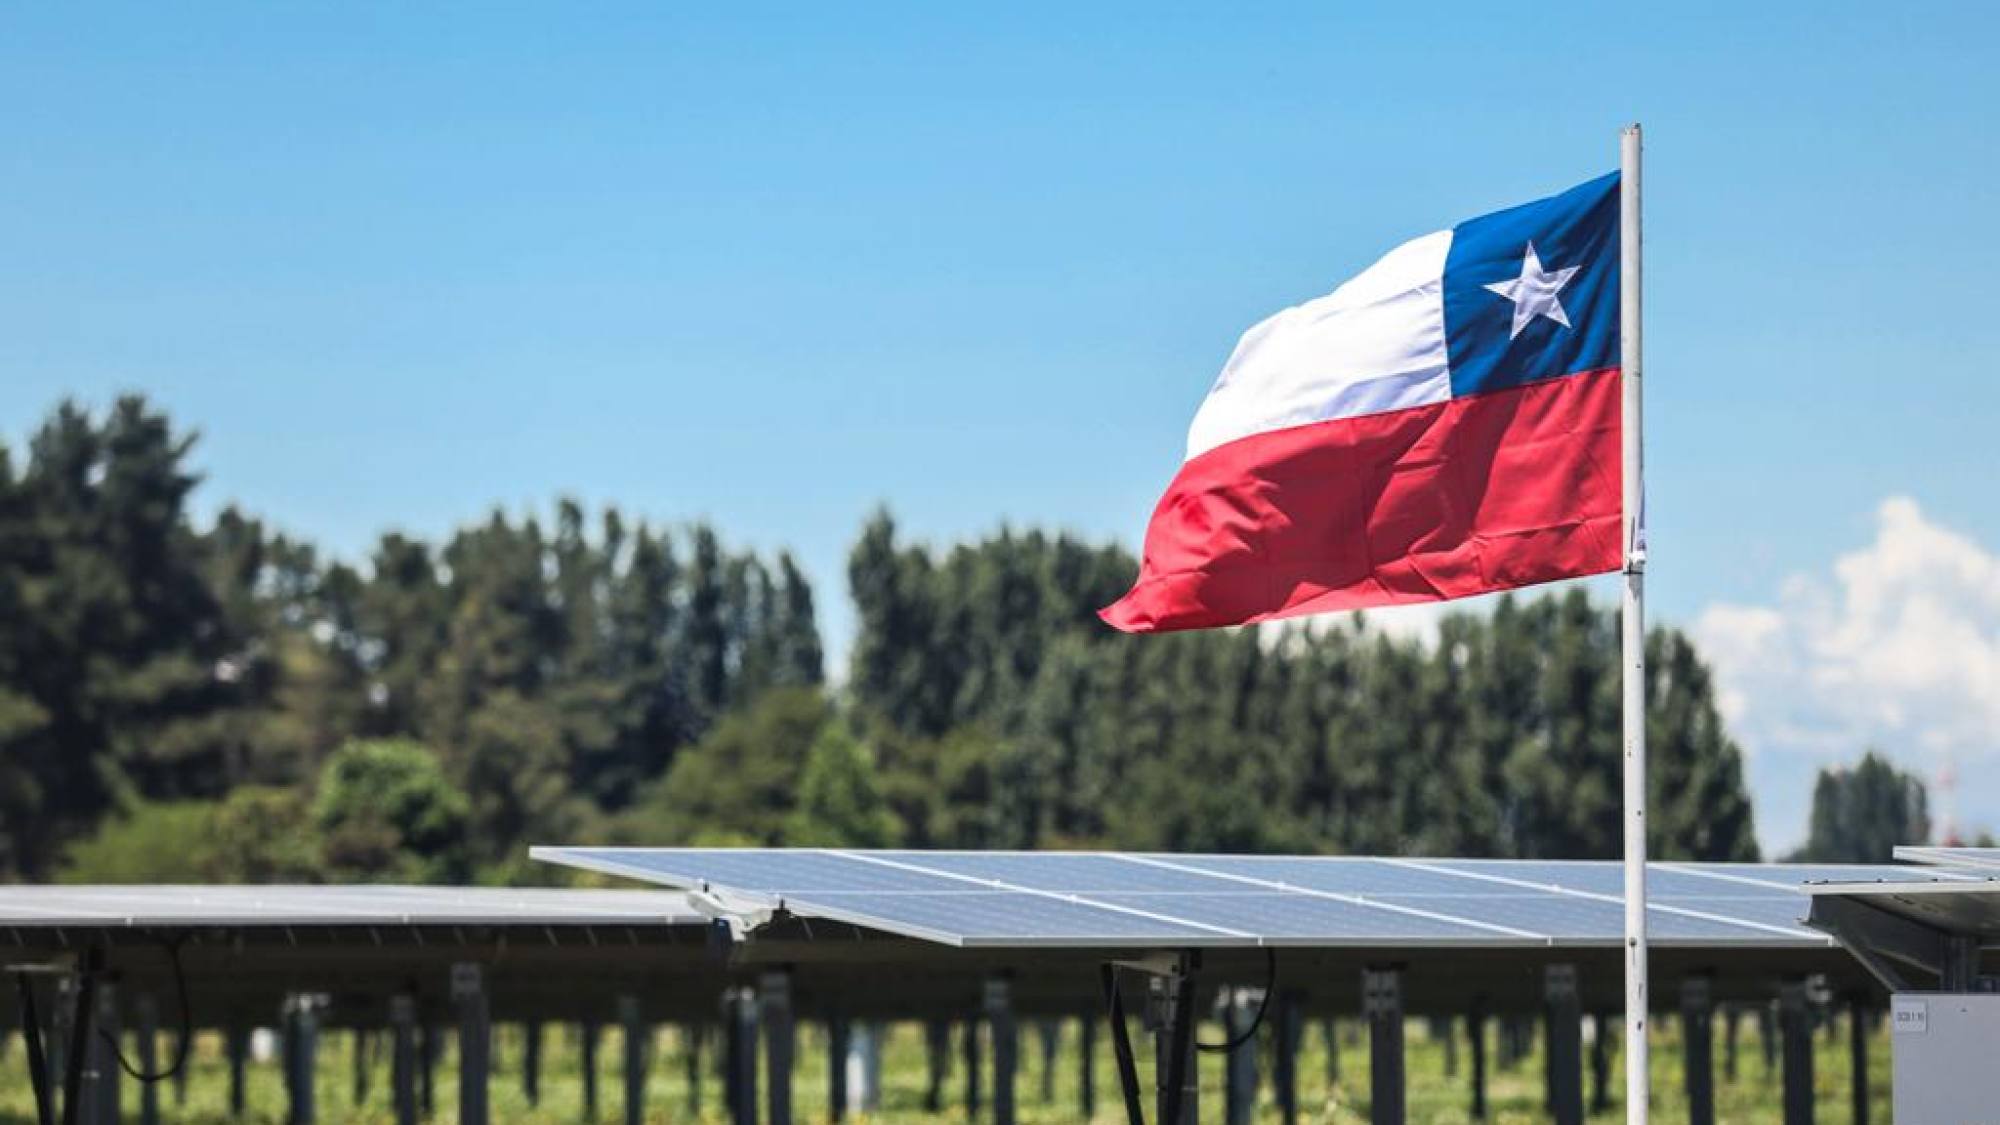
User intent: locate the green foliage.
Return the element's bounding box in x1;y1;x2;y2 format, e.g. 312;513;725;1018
635;687;832;845
59;787;319;883
1790;750;1930;862
315;739;471;883
784;718;902;847
0;395;823;879
58;802;223;883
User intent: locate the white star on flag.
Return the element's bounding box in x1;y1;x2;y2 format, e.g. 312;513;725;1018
1484;241;1579;339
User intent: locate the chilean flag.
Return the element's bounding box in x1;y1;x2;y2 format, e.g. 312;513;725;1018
1103;172;1623;633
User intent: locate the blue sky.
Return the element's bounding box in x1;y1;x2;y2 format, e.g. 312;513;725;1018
3;3;1994;852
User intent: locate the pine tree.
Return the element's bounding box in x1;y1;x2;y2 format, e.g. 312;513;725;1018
773;552;824;687
1791;751;1928;862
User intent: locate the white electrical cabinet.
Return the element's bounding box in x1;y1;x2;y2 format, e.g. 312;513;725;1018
1892;992;2000;1124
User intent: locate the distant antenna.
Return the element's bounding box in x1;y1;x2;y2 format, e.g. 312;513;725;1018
1935;751;1961;847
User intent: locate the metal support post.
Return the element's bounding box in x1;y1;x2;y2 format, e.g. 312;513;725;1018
418;1024;437;1118
1274;991;1301;1125
1848;999;1869;1125
580;1016;600;1120
987;975;1018;1125
1078;1014;1098;1120
1033;1021;1056;1103
962;1012;982;1116
1724;1007;1739;1083
1363;966;1405;1125
923;1018;949;1112
353;1028;371;1108
136;993;160;1125
1225;990;1257;1125
50;974;76;1125
759;973;793;1125
88;977;118;1125
1779;981;1815;1125
684;1024;703;1119
731;987;759;1125
523;1020;541;1107
1324;1018;1339;1086
454;964;490;1125
228;1021;250;1119
1544;965;1582;1125
827;1015;851;1122
857;1024;883;1112
721;996;743;1125
619;995;648;1125
580;1018;600;1123
1943;935;1979;991
1152;955;1198;1125
620;988;652;1120
389;995;417;1125
1468;1000;1488;1121
281;1005;298;1122
288;997;318;1125
1681;978;1714;1125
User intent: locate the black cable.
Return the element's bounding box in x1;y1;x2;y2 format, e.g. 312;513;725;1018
1194;948;1278;1054
1099;964;1146;1125
15;972;54;1125
98;932;193;1083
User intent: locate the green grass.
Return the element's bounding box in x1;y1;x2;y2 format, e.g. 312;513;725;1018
2;1012;1890;1123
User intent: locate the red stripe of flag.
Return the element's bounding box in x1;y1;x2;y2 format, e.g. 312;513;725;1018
1100;368;1623;633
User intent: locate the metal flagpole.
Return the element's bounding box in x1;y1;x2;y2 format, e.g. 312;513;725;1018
1619;122;1649;1124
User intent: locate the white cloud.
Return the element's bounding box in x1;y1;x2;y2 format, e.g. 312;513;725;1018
1694;498;2000;854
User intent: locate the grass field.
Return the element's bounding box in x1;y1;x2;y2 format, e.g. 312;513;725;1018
1;1011;1889;1123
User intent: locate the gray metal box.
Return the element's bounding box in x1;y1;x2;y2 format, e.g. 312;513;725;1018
1892;992;2000;1124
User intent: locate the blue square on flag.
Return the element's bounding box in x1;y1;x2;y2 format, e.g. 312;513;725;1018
1442;171;1620;399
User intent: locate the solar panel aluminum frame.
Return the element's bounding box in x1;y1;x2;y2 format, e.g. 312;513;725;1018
1893;846;2000;871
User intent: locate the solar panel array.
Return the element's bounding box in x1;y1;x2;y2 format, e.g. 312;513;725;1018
531;848;1981;950
0;885;705;929
1894;845;2000;871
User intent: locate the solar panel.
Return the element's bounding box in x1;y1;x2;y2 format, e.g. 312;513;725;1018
795;892;1232;945
1679;862;1974;888
545;847;973;894
531;847;1890;950
1085;893;1508;944
0;884;706;928
894;852;1246;893
1893;845;2000;870
1156;855;1499;895
1655;895;1816;933
1421;859;1719;896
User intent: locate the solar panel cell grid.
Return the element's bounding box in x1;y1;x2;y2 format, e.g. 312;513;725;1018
1161;856;1500;895
795;892;1227;944
889;852;1240;893
1654;896;1811;932
1086;893;1502;942
554;848;965;894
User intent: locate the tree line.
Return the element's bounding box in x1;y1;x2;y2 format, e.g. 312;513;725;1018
2;397;819;882
2;394;1934;885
